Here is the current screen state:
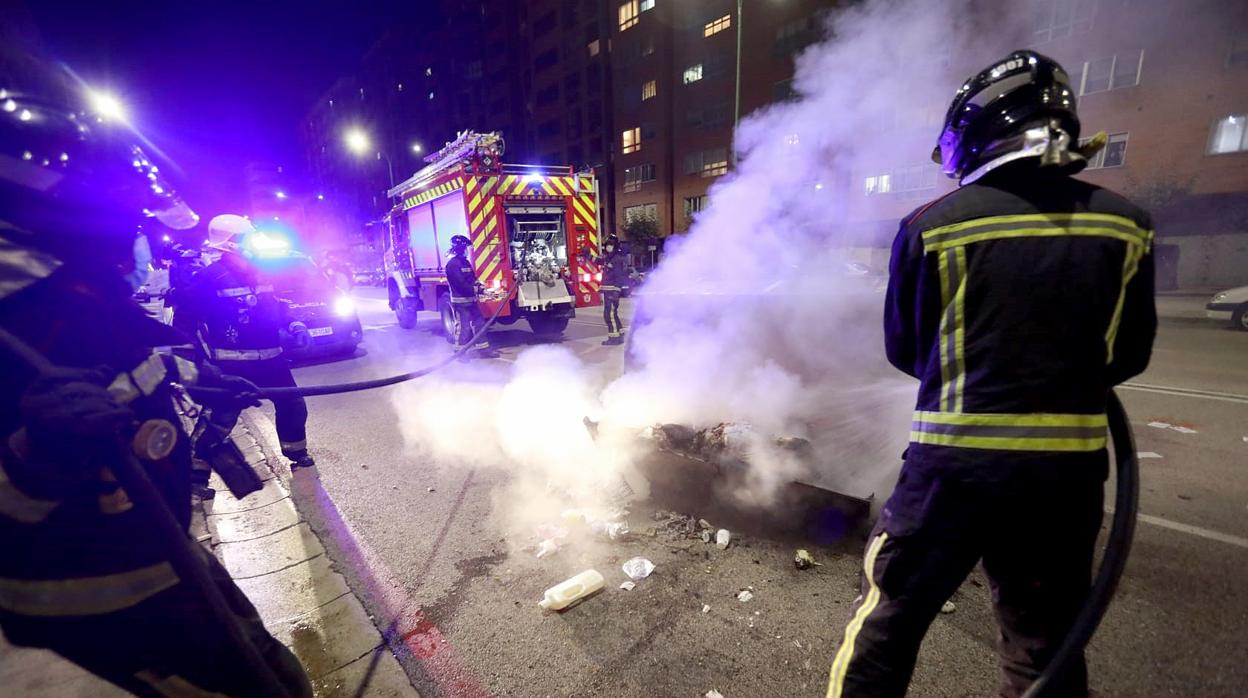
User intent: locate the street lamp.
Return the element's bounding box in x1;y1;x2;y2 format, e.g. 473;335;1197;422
87;89;126;122
411;142;423;154
275;190;287;200
343;127;395;192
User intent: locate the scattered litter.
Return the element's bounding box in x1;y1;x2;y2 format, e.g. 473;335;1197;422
1147;421;1199;434
622;557;656;580
538;569;605;611
535;540;560;559
716;529;732;550
361;464;369;469
794;549;821;570
591;519;629;541
737;590;754;603
699;518;714;530
705;690;724;698
940;601;957;614
619;581;636;591
1138;451;1163;459
701;530;713;543
702;604;711;613
426;487;435;492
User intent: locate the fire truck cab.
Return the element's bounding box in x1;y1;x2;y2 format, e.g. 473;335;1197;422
382;131;603;340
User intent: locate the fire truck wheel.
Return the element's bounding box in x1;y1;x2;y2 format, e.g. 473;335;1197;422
396;298;418;330
528;314;569;339
437;294;457;343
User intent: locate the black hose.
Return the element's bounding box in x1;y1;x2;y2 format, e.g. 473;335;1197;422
188;283;520;400
1021;390;1139;698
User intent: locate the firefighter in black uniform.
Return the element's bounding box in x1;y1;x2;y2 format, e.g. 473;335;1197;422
598;233;630;346
0;50;313;697
827;51;1156;698
178;216;315;469
446;234;496;358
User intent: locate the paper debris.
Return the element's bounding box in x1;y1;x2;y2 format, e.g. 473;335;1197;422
1138;451;1163;459
619;581;636;591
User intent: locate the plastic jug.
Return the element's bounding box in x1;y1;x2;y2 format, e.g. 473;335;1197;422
538;569;605;611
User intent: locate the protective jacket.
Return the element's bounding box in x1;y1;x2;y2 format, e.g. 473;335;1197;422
446;254;478;303
600;249;630;292
0;258;197;629
885;164;1155;455
180;254;289;361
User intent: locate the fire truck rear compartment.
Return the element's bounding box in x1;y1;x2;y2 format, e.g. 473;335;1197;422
506;205;575;335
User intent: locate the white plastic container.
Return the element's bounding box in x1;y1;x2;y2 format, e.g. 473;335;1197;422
538;569;605;611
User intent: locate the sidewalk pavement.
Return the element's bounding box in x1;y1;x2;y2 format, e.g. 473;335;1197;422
205;426;419;697
0;425;419;698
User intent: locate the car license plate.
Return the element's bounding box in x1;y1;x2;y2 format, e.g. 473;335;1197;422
308;327;333;337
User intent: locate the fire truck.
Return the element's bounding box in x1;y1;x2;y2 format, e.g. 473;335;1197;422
382;131;603;340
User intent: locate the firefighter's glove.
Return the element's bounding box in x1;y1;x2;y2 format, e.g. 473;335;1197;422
197;363;263;410
15;371;134;484
284;321;311;349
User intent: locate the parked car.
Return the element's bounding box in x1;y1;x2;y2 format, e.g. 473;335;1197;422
1206;285;1248;331
263;255;364;359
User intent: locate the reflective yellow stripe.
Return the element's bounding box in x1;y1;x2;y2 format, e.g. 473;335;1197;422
1105;241;1145;364
572;196;595;227
0;562;179;617
922;213;1149;239
952;247;967;412
827;532;889;697
911;411;1108;451
0;461;60;524
551;177;572;196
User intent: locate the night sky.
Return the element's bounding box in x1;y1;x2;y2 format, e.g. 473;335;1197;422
24;0;424;213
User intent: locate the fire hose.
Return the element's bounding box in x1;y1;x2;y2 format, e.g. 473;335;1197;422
189;283;521;401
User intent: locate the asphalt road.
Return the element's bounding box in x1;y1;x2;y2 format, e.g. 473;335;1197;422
266;287;1248;698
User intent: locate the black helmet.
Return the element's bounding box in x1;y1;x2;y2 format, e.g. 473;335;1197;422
933;50;1080;181
0;47;198;262
449;234;471;254
604;233;619;248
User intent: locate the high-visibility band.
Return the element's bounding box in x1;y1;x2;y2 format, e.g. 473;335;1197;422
0;461;60;524
827;531;889;697
937;247;967;413
911;411;1108;451
600;285;621;292
450;297;476;305
0;562;179;617
172;355;200;384
212;347;282;361
921;213;1152;253
1105;241;1145;364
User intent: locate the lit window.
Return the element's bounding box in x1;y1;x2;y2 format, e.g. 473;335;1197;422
588;39;601;56
683;64;704;84
640;0;655;11
619;0;639;31
1208;114;1248;154
428;92;435;100
1080;50;1142;95
1033;0;1097;44
684;148;728;177
425;67;433;76
785;134;800;146
704;14;732;37
397;83;403;92
622;127;641;154
641;80;657;101
864;174;892;195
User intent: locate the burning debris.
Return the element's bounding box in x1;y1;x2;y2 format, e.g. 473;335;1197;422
643;423;812;464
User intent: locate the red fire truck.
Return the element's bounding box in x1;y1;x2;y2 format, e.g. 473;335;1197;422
382;131;603;339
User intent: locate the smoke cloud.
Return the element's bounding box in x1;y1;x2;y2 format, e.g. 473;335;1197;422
393;1;1034;529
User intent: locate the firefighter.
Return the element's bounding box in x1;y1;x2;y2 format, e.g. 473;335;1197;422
0;49;313;696
827;51;1155;698
178;216;315;469
446;234;497;358
598;233;629;346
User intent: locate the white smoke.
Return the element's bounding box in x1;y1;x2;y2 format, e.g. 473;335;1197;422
393;1;1032;522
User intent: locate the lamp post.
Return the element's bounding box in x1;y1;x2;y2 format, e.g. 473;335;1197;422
733;0;743;132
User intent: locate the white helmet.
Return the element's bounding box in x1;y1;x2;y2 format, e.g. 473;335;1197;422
206;214;255;252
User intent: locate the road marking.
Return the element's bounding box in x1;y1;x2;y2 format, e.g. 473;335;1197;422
1133;512;1248;550
1120;383;1248;405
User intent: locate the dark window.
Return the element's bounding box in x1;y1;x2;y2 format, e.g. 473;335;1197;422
565;73;582;104
774;16;819;55
538;119;561;139
567;110;583;140
684;195;709;217
534;11;557;37
562;1;579;29
588;100;603;130
1082;132;1129;167
623;163;656;192
567;144;583;164
1230;32;1248;67
773;79;797;102
588;136;604;162
641;122;658;140
465;60;483;80
535;49;559;72
587;68;603;95
537;84;560;107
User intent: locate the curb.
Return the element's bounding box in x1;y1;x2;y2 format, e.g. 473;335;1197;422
204;421;419;697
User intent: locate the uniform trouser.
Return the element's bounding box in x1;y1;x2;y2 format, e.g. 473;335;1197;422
828;449;1105;698
214;356;309;457
2;546;313;698
602;289;623;337
451;300;490;351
